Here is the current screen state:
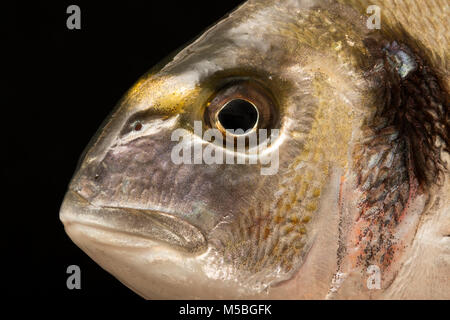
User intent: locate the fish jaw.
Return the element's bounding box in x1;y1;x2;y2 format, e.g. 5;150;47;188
59;189;318;299
59;191;241;299
60;219;230;299
60;190;207;253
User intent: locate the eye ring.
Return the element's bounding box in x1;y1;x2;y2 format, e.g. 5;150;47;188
204;80;278;138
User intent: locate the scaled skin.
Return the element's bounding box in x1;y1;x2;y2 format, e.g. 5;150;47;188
60;0;450;299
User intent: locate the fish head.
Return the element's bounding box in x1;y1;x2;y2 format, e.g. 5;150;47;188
60;0;450;299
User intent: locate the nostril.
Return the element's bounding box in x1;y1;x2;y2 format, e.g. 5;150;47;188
134;121;142;131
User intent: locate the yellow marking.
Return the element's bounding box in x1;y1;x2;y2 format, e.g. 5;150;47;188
274;215;283;224
299;226;307;235
312;187;321;198
263;227;271;240
284;225;295;235
123;75;202;115
306;201;318;212
298;181;309;198
290;215;300;224
302;216;311;223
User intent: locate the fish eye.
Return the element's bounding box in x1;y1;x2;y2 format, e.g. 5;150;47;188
217;99;259;133
204;80;278;137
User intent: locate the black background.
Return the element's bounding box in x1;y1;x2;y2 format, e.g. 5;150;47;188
7;0;244;298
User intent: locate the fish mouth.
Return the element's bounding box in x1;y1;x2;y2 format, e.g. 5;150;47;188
59;190;207;253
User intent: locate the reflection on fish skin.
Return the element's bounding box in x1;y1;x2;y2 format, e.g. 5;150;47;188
60;0;450;299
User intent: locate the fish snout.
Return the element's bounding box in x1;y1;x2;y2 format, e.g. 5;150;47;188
59;190;207;253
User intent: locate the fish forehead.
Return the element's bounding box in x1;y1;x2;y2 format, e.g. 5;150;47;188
123;0;371;112
167;3;369;77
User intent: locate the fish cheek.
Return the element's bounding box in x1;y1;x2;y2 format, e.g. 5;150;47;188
201;75;353;291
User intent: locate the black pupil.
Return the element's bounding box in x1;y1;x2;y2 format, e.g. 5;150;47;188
217;99;258;133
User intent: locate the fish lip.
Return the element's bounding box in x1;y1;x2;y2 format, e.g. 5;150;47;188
60;190;207;253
